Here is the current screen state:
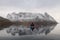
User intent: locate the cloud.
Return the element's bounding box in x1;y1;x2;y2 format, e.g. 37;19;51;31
0;0;60;9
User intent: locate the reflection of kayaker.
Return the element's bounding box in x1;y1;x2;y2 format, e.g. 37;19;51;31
30;23;35;31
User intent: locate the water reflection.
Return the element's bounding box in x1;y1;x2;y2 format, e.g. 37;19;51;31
6;24;57;36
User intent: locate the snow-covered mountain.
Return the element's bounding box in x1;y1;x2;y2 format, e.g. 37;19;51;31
44;12;56;22
7;12;57;23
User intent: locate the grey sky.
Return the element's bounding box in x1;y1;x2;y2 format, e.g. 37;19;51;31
0;0;60;9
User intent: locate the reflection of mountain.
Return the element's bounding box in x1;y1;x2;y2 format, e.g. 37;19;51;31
39;24;57;35
6;24;57;36
0;16;12;30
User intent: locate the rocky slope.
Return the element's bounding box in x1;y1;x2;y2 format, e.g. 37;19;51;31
0;16;12;30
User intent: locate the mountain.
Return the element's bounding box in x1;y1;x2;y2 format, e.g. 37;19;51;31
7;12;58;25
0;16;12;30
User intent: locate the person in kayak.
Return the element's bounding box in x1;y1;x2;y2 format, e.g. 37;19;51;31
30;23;35;31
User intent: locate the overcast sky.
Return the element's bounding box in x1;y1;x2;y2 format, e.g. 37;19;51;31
0;0;60;22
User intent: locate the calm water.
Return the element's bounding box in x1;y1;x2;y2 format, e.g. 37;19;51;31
0;24;60;40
